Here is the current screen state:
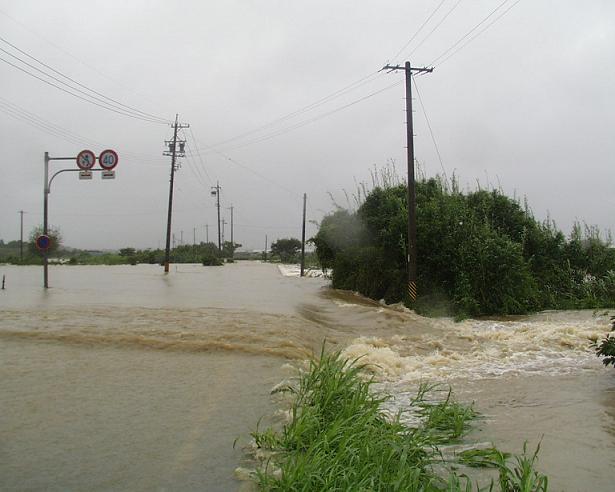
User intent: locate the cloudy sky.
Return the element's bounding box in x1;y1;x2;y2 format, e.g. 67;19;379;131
0;0;613;251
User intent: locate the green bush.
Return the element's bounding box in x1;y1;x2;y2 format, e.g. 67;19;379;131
250;350;548;490
312;177;615;317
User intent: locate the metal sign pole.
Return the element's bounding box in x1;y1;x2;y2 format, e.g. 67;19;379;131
43;152;49;288
42;150;118;288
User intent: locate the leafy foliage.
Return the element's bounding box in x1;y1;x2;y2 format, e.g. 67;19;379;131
250;350;547;491
270;238;302;263
28;225;63;255
222;241;241;259
596;316;615;367
313;177;615;317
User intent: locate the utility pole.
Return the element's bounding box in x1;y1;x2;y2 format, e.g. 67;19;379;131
300;193;307;277
383;61;433;303
221;219;227;246
180;230;184;246
228;205;234;259
163;114;189;273
172;233;176;249
193;227;196;246
18;210;24;262
264;234;268;262
205;224;209;243
211;182;221;251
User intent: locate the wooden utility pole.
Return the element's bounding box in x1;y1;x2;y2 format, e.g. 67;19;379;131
163;114;189;273
211;182;221;251
229;205;234;258
18;210;24;262
300;193;307;277
383;62;433;302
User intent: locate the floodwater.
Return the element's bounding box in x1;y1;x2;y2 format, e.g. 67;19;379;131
0;263;614;491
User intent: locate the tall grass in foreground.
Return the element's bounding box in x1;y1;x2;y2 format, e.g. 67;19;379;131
250;351;548;491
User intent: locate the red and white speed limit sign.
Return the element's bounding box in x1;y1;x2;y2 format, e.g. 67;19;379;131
99;149;119;170
76;149;96;170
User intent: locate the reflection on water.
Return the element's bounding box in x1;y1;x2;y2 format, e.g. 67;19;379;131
0;263;614;490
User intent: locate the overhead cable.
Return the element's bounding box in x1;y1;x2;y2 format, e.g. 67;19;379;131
0;35;170;123
428;0;512;66
388;0;448;63
434;0;523;67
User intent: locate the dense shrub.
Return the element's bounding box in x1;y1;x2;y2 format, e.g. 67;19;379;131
313;178;615;317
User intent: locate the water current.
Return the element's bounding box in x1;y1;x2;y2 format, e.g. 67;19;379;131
0;263;613;491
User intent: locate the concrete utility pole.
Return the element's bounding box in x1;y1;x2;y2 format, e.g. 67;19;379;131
193;227;196;246
221;219;227;246
205;224;209;243
383;61;433;302
264;234;268;262
211;182;222;251
300;193;307;277
18;210;24;262
163;114;189;273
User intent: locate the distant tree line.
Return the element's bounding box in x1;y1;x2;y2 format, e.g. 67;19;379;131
312;176;615;318
0;228;243;267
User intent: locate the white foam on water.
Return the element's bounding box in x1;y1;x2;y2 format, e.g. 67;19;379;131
277;264;327;278
341;315;609;382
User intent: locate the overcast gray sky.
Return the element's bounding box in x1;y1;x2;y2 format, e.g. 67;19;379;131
0;0;613;251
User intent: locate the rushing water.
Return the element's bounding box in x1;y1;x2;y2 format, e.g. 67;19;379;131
0;263;614;491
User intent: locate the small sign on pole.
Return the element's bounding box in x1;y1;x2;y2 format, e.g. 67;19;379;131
79;170;93;180
76;150;96;170
35;234;51;252
101;170;116;180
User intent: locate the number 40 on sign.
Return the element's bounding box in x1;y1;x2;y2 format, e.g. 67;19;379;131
76;149;119;180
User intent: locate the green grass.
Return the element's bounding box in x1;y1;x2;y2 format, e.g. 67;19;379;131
249;350;548;491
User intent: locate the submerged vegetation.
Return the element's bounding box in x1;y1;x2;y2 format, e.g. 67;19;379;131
596;315;615;368
249;350;548;491
312;171;615;317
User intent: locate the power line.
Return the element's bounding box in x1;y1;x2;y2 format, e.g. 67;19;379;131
0;97;167;165
215;148;300;198
187;128;213;183
0;35;170;123
435;0;523;67
428;0;512;66
0;54;168;124
197;79;404;155
388;0;448;63
412;75;448;182
206;71;383;150
0;7;163;110
406;0;464;59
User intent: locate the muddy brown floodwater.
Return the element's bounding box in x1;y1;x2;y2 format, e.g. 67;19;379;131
0;262;614;491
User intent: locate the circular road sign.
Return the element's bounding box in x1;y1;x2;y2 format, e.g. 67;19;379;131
76;149;96;170
35;234;51;252
99;149;119;170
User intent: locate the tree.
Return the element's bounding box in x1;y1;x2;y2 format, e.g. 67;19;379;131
270;238;302;263
28;225;62;255
222;241;241;258
119;247;136;257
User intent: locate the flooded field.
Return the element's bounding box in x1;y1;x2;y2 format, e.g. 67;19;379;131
1;262;614;490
